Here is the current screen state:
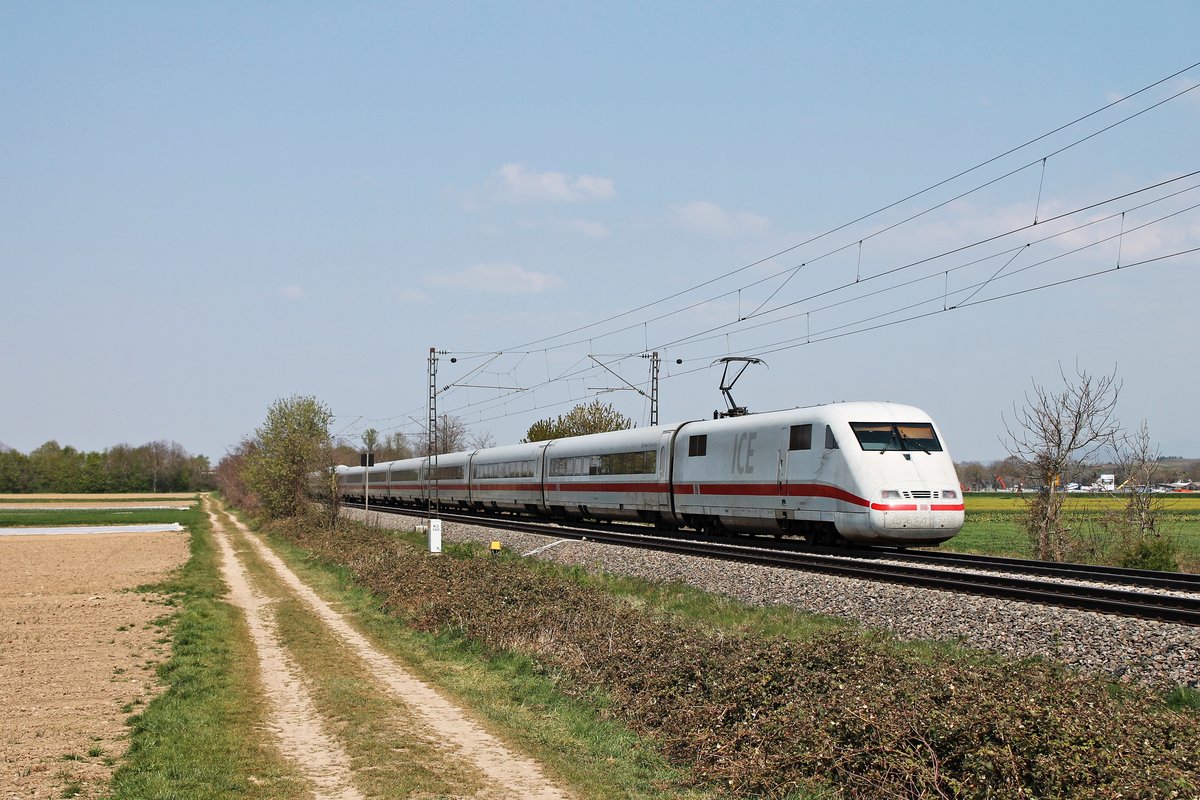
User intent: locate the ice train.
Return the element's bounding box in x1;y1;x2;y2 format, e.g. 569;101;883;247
338;401;965;546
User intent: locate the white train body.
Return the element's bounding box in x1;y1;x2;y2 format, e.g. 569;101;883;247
338;401;964;546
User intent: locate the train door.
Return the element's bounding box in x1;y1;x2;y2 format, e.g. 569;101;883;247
777;425;789;497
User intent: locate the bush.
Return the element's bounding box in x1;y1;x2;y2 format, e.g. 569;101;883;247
1114;534;1180;571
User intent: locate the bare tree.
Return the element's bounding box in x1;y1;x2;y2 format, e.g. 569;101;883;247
318;438;344;531
988;456;1027;492
468;429;496;450
1003;364;1121;561
1100;421;1178;569
419;414;471;455
954;461;989;492
1116;421;1161;534
215;439;259;514
378;431;412;462
328;438;361;466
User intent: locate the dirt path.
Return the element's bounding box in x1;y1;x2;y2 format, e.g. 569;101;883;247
206;503;365;800
209;498;574;799
0;530;188;799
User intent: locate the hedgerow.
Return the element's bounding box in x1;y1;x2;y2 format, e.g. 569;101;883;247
274;519;1199;799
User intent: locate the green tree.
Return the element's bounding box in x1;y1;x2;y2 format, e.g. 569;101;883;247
523;400;634;442
362;428;380;458
27;441;86;492
0;449;30;492
244;395;333;519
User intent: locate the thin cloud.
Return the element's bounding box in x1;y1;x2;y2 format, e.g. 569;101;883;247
561;218;609;238
394;288;431;305
517;217;610;238
461;163;616;208
676;201;770;237
425;263;563;294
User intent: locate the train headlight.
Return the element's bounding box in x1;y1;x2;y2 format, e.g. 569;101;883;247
880;489;902;499
942;490;958;499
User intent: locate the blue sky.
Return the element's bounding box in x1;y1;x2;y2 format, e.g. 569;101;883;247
3;2;1198;464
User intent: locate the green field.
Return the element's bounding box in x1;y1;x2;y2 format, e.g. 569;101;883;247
944;492;1200;571
0;508;195;527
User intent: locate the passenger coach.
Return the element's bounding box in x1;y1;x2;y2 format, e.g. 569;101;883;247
337;401;964;546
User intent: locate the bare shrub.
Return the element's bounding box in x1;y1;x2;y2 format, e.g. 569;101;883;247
214;439;260;516
1102;422;1178;570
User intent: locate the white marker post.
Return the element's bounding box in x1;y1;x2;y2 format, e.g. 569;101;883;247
428;518;442;554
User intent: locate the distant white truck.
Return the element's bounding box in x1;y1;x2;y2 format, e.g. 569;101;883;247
1098;474;1116;492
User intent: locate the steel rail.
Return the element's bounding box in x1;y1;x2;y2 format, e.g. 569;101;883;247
818;546;1200;593
352;503;1200;626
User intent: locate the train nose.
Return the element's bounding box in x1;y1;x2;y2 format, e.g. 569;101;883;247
867;486;964;543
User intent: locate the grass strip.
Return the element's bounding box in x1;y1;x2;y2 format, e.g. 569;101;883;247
105;501;307;800
0;509;195;527
946;512;1200;569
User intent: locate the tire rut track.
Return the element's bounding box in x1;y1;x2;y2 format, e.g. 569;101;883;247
206;500;365;800
213;499;574;800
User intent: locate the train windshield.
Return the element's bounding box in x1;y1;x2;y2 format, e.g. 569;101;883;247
850;422;943;452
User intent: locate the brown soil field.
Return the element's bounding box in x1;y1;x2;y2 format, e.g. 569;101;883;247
0;531;189;800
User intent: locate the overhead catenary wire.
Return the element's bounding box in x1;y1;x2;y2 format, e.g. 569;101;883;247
429;179;1190;431
436;243;1195;429
648;173;1200;354
496;60;1200;355
486;139;1200;362
344;63;1200;438
717;198;1200;356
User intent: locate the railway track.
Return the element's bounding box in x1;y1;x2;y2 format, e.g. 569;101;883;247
836;545;1200;593
350;503;1200;626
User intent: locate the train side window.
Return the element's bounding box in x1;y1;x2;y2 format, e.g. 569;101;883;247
789;424;812;451
825;425;839;449
688;434;708;457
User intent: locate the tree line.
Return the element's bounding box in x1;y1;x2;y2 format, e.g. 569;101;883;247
954;455;1200;492
0;440;211;493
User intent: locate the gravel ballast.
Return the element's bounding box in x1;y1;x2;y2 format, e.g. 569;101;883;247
346;508;1200;690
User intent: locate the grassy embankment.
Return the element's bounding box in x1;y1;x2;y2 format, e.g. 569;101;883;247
945;492;1200;570
259;511;1199;800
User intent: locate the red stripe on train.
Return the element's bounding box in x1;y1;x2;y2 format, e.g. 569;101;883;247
546;482;670;493
869;502;965;512
677;482;871;507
